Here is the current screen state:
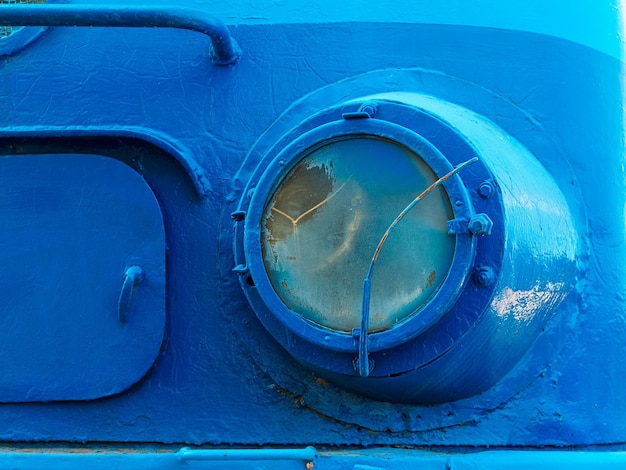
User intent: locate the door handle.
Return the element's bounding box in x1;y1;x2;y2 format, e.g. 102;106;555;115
118;265;145;324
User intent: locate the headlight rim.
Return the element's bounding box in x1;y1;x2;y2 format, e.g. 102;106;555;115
241;114;478;354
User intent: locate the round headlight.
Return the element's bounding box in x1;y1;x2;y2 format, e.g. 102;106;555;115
261;136;455;332
234;88;577;405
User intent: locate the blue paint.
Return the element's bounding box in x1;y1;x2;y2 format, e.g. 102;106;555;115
0;128;212;197
357;156;479;378
0;154;165;402
177;446;317;461
0;4;240;64
0;447;626;469
236;92;577;403
238;117;477;361
0;0;61;57
467;213;493;236
358;277;372;376
0;0;624;465
0;22;47;57
43;0;622;59
0;446;316;470
117;265;146;323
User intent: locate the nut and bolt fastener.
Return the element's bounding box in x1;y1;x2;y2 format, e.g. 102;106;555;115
474;266;496;286
468;213;494;236
477;180;496;198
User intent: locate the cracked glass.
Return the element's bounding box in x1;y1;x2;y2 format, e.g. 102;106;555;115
262;136;455;333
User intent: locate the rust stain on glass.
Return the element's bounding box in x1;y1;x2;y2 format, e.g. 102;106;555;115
261;137;455;333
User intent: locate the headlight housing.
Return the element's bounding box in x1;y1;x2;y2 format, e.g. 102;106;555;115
233;93;577;404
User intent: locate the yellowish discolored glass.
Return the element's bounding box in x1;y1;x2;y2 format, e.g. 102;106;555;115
262;137;455;332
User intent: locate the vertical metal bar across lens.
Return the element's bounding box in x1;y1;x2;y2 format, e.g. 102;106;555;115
357;157;478;377
0;4;241;65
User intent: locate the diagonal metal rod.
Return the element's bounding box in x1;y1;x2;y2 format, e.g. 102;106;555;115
357;157;478;377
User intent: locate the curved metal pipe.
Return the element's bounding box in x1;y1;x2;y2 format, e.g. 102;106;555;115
0;4;241;65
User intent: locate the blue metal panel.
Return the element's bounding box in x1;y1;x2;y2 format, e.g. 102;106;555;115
0;154;165;401
0;4;240;64
0;0;623;462
48;0;621;59
235;90;578;403
0;447;626;469
0;447;315;470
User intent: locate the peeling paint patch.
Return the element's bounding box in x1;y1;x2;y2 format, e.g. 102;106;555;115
492;282;566;322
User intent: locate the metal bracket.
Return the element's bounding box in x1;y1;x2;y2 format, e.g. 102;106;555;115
342;103;377;120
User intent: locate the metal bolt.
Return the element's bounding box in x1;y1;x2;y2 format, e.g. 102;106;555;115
477;180;496;198
474;266;495;286
468;213;493;236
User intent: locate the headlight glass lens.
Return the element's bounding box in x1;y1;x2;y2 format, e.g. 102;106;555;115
262;136;455;332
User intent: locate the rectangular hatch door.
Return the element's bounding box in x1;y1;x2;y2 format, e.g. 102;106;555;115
0;153;166;402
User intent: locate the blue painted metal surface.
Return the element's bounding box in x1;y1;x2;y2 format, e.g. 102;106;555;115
357;156;478;378
0;4;240;64
0;0;624;467
118;265;146;324
1;447;626;469
0;153;166;402
235;92;578;403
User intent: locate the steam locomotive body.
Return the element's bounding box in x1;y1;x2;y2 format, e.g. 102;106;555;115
0;0;625;468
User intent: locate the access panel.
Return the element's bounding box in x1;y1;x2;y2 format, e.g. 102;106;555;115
0;154;166;402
